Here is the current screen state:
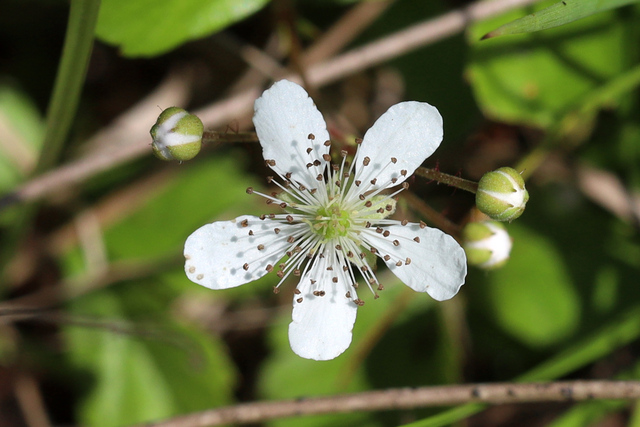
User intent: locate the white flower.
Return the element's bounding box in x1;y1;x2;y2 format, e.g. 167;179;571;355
184;80;467;361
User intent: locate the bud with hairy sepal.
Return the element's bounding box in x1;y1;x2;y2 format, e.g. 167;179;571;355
463;221;512;269
476;167;528;222
151;107;203;161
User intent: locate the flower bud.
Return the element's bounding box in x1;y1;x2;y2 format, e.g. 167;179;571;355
150;107;203;161
476;167;528;222
463;221;512;269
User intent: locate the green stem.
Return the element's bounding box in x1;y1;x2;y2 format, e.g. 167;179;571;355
35;0;101;174
415;167;479;194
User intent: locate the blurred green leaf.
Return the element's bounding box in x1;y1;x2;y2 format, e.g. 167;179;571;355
467;6;635;127
482;0;639;39
65;287;235;427
484;224;580;348
96;0;270;56
0;83;44;191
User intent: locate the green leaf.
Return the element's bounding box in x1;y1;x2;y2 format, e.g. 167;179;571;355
96;0;270;57
0;84;44;191
482;0;640;39
467;6;634;127
65;287;236;427
484;224;580;348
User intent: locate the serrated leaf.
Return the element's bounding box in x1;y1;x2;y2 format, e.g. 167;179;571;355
483;0;639;39
96;0;270;57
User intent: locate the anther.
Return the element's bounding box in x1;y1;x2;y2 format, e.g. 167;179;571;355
324;140;331;147
323;154;331;162
287;236;295;243
248;230;254;236
269;213;275;219
257;244;265;250
341;150;348;157
280;203;287;208
306;147;313;154
363;157;370;166
370;247;378;254
332;164;339;172
365;222;372;228
370;178;377;185
240;219;249;227
355;138;363;144
246;187;254;194
260;214;266;220
355;180;361;186
308;133;315;140
393;240;400;246
391;177;398;184
413;236;420;243
405;258;412;265
391;157;397;164
401;169;407;176
266;176;274;183
378;284;385;291
376;227;383;234
274;228;280;234
385;204;393;211
286;215;294;222
273;287;279;294
297;297;303;303
332;277;338;283
306;163;313;168
294;289;301;294
384;255;390;261
359;194;365;201
346;291;351;298
402;182;409;189
243;263;249;270
285;172;292;179
266;159;276;167
365;201;373;207
294;269;301;276
354;299;365;306
420;221;426;229
347;251;354;257
277;271;285;278
316;174;323;181
313;159;321;166
377;208;384;213
266;264;273;272
396;260;402;267
383;230;390;237
401;219;408;226
335;244;342;250
326;266;333;271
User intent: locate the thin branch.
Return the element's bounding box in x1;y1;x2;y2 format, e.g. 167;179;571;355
0;0;542;211
133;381;640;427
415;167;479;194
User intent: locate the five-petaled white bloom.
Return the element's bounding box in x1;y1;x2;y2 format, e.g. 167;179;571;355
184;80;467;361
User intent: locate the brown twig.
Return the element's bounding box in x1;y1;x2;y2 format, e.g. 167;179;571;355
132;380;640;427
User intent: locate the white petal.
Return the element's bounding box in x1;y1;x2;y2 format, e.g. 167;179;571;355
253;80;330;189
355;101;443;189
184;215;291;289
364;223;466;301
288;265;357;361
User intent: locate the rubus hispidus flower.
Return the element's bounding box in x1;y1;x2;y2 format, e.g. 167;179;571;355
184;80;467;360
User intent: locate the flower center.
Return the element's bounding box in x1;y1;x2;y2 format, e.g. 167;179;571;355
312;203;351;241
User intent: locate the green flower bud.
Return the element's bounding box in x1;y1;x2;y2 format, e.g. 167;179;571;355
476;167;528;222
463;221;512;269
150;107;203;161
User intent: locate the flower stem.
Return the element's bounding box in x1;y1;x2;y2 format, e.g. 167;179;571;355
202;131;259;144
415;167;479;194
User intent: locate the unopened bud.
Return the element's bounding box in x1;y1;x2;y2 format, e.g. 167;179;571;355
150;107;203;161
463;221;512;269
476;167;528;221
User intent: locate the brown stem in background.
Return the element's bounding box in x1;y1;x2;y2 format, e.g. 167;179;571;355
131;381;640;427
402;190;461;238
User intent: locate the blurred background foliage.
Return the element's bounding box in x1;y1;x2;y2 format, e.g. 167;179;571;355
1;0;640;426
